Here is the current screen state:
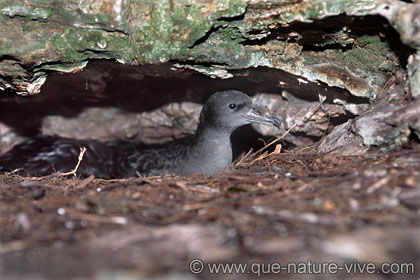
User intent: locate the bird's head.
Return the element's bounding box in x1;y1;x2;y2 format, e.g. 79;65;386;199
198;90;281;134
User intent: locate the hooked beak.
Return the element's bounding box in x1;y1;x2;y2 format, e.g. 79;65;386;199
245;108;281;129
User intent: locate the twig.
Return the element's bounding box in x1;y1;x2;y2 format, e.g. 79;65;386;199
236;95;327;166
379;76;395;97
248;144;282;166
7;168;23;175
259;95;327;153
60;147;87;177
234;148;254;167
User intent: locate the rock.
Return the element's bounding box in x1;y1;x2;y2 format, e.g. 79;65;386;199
1;0;420;152
41;102;201;145
317;121;365;155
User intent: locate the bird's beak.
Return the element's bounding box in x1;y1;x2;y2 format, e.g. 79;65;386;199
245;108;281;129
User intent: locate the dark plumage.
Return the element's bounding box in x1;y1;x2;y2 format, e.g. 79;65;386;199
0;90;280;178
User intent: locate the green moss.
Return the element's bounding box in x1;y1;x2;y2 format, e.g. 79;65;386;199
2;0;248;68
129;0;247;63
0;4;52;20
0;0;414;99
186;26;245;65
34;0;51;4
50;26;134;63
338;35;391;72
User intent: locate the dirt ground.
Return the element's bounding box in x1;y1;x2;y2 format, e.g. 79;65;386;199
1;142;419;280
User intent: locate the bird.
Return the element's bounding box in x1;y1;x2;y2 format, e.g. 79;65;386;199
0;90;281;178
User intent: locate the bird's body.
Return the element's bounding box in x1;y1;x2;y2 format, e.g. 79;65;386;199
120;129;233;177
0;90;280;178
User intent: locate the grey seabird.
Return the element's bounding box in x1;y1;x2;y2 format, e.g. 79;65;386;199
0;90;280;178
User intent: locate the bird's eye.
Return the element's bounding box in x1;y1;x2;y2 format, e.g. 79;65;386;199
229;103;236;110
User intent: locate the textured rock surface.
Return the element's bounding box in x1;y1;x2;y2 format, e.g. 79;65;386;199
41;102;201;145
1;3;420;279
0;0;418;96
0;61;366;153
0;0;419;152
